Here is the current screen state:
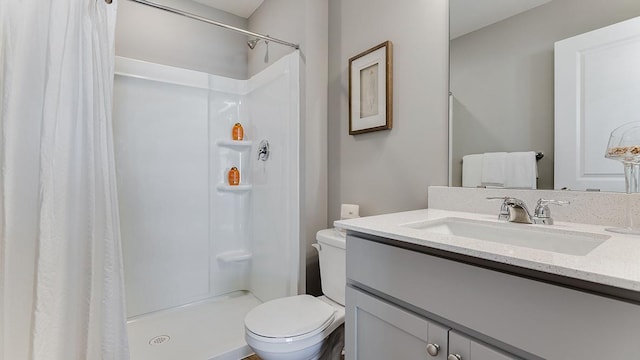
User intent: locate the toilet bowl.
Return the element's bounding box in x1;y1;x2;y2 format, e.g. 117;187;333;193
244;229;346;360
245;295;345;360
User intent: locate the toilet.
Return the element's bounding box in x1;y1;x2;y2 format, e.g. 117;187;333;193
244;228;346;360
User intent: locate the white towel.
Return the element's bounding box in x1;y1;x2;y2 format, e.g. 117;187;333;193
504;151;537;189
462;154;483;188
481;152;506;186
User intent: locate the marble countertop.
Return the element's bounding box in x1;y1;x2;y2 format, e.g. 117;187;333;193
335;209;640;293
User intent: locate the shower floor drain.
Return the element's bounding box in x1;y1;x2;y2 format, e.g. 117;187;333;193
148;335;171;345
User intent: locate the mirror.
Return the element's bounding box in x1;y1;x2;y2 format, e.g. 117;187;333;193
449;0;640;190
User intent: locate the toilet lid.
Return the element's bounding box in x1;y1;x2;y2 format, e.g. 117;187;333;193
245;295;336;338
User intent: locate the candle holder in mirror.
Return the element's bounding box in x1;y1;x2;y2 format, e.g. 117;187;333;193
605;122;640;234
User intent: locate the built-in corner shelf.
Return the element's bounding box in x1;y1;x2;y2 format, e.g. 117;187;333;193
216;184;252;192
217;251;252;263
216;140;252;193
216;139;253;150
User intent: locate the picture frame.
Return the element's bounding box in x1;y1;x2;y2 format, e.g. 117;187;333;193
349;41;393;135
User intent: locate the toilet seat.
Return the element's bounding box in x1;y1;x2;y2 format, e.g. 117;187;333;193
245;296;346;360
245;295;336;341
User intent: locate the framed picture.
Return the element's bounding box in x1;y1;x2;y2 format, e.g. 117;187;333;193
349;41;393;135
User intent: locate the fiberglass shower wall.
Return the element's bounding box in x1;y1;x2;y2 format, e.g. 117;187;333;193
113;52;300;317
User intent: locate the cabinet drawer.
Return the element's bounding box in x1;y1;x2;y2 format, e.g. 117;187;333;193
449;330;519;360
346;286;449;360
347;235;640;359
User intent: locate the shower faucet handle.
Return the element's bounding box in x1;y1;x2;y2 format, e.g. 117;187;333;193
257;140;270;161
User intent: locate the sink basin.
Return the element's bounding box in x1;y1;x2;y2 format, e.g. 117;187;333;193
401;217;609;256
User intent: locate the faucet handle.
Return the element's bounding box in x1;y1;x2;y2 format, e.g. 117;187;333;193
533;198;570;225
538;198;570;206
486;196;510;221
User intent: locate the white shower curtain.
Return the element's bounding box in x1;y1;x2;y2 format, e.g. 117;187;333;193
0;0;129;359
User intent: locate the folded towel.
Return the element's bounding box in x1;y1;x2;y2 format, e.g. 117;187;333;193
462;154;483;188
481;152;506;186
504;151;537;189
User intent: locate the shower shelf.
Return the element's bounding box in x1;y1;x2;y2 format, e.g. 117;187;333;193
217;251;252;263
216;139;253;150
217;184;252;192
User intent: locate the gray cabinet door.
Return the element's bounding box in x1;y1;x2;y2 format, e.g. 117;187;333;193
346;286;449;360
448;331;519;360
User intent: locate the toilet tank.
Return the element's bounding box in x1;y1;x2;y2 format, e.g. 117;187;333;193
315;229;346;305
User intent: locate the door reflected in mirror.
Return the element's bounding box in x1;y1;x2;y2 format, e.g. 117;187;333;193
449;0;640;191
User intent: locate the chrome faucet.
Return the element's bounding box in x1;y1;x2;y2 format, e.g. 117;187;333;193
487;197;532;223
487;197;570;225
532;198;570;225
486;196;510;221
504;197;533;224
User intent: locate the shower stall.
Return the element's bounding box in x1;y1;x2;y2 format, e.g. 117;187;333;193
111;3;301;358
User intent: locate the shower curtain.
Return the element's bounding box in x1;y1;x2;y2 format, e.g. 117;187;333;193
0;0;129;359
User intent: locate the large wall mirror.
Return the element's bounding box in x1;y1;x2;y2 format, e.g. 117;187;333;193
449;0;640;191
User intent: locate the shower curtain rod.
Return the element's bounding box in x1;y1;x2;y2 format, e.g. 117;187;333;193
124;0;300;50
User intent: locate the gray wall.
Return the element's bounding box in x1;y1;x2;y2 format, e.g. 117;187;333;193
115;0;248;79
328;0;450;222
450;0;640;189
248;0;328;296
248;1;301;76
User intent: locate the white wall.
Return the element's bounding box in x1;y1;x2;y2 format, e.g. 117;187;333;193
248;0;328;295
115;0;248;78
114;56;300;316
249;54;301;302
113;65;211;316
327;0;449;222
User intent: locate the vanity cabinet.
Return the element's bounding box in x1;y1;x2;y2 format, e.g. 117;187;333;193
345;233;640;360
346;286;449;360
346;285;516;360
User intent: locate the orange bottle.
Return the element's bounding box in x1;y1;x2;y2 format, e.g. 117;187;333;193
228;167;240;186
232;123;244;141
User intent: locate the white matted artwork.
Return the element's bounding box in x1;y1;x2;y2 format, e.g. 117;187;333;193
349;41;393;135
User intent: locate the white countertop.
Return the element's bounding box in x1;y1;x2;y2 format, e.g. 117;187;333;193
335;209;640;293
